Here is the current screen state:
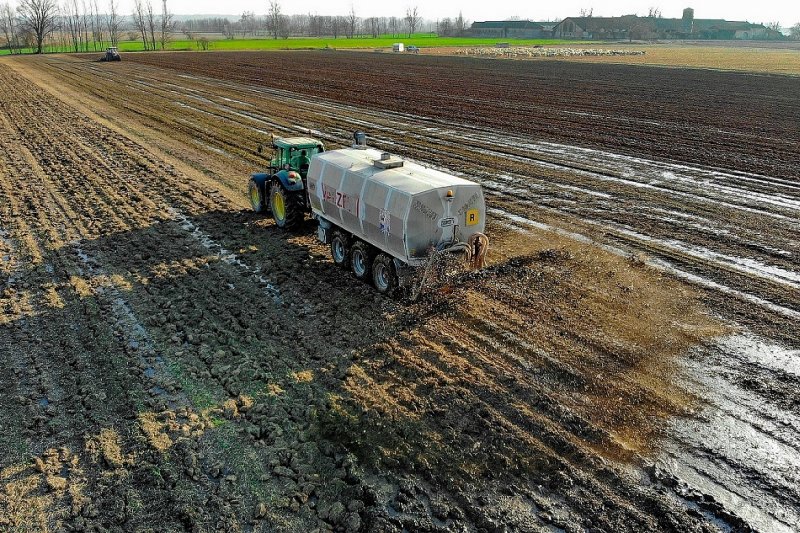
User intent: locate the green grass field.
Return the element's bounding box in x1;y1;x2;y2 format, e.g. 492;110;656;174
1;34;571;55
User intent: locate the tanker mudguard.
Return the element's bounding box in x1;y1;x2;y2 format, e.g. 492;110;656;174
274;169;305;192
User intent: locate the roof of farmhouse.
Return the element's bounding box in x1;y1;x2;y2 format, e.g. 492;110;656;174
556;16;767;32
471;20;547;29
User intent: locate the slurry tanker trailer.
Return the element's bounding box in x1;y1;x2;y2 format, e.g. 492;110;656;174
248;132;489;295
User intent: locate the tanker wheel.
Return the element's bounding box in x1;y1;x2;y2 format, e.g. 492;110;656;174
269;182;303;229
330;230;350;269
248;179;265;213
372;253;398;295
350;241;373;282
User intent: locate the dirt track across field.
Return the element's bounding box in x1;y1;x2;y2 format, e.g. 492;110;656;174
1;51;798;533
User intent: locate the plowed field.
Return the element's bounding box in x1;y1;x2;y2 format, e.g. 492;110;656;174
1;51;798;533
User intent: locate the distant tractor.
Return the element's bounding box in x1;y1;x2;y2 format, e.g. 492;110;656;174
248;136;325;228
100;47;121;62
249;132;489;295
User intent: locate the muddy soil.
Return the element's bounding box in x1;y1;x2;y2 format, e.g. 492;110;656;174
1;53;798;533
125;50;800;181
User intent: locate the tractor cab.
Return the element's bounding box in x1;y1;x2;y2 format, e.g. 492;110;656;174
249;136;325;227
267;137;324;179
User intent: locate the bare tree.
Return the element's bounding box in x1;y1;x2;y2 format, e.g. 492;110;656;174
80;0;90;50
405;6;419;37
766;21;781;31
159;0;171;49
132;0;148;49
1;2;19;53
18;0;58;53
792;22;800;40
0;3;11;52
365;17;380;38
145;0;156;50
388;16;399;37
288;13;306;36
267;1;280;39
329;15;341;39
346;4;356;38
64;0;81;51
308;12;323;36
69;0;84;50
106;0;119;46
87;1;97;50
307;12;317;36
240;10;255;36
222;20;234;39
579;8;593;17
648;7;662;18
91;0;103;49
437;17;452;37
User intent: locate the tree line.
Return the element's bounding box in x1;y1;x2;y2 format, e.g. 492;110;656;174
0;0;172;54
187;5;457;43
1;0;475;54
255;3;463;40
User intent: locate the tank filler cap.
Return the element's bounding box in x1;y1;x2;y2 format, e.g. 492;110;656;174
373;153;404;169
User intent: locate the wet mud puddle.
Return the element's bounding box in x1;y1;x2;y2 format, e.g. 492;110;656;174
660;333;800;533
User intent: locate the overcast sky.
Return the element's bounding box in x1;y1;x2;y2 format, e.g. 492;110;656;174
156;1;797;26
78;1;800;27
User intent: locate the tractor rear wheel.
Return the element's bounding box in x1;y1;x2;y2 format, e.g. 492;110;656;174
269;182;303;229
248;179;264;213
330;230;350;269
350;241;373;281
372;253;398;295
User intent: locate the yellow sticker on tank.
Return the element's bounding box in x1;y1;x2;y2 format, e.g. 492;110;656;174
466;209;480;226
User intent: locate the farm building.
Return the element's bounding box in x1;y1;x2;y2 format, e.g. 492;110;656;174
470;20;554;39
552;13;778;40
692;21;779;40
552;16;637;40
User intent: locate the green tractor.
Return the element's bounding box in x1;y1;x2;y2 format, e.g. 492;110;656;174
248;137;325;229
100;47;121;61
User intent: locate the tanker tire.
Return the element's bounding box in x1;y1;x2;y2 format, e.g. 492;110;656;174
372;253;398;295
350;241;373;282
331;230;350;269
269;181;303;230
248;179;265;213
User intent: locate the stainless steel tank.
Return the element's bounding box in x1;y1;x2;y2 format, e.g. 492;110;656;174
307;147;486;266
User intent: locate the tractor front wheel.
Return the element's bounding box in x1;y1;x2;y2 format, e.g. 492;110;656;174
350;241;373;281
269;182;303;229
248;179;264;213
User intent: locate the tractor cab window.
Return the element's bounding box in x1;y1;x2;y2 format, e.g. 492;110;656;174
272;147;290;169
291;149;312;173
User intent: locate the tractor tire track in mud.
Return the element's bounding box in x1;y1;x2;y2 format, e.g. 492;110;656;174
125;51;800;181
0;53;798;532
48;52;800;345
